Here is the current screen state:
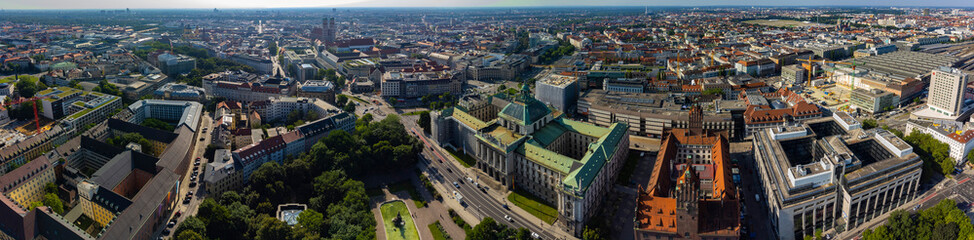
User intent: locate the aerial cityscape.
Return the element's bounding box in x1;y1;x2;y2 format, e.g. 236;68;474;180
1;2;974;240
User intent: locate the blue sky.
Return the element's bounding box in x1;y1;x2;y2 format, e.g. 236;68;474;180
0;0;972;9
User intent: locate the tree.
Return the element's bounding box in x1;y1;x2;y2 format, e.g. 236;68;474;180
467;217;518;240
256;216;295;240
176;216;207;238
268;41;278;56
41;193;63;214
175;230;205;240
297;209;324;235
44;182;57;194
582;226;606;240
861;118;878;130
417;111;431;134
142;118;174;131
343;103;356;113
13;76;46;98
92;80;122;96
932;222;960;240
497;85;507;93
221;191;242;205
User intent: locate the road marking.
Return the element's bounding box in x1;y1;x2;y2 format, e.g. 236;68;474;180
921;192;938;204
959;177;971;185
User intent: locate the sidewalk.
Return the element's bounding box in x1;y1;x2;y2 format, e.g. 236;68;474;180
371;168;470;240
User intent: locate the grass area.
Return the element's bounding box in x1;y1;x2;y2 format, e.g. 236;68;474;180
428;221;451;240
340;94;368;104
444;147;476;168
507;189;558;224
388;181;426;208
616;153;641;185
380;201;420;240
403;111;428;116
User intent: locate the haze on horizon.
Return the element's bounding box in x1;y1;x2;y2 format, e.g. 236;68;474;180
0;0;973;10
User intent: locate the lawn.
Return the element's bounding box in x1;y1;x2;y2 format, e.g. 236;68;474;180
444;147;476;168
508;189;558;224
403;111;428;116
380;201;419;240
388;181;426;208
340;94;368;104
428;221;451;240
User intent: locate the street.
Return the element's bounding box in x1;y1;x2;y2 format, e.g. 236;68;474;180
411;127;569;240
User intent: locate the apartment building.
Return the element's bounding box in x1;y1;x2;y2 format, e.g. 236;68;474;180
906;120;974;166
380;71;463;99
578;89;743;139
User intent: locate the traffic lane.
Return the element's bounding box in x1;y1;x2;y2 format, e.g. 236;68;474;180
411;127;557;239
420;146;556;239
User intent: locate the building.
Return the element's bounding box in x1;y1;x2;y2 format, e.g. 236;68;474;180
431;85;630;236
634;107;740;240
295;80;336;104
753;114;922;240
321;18;336;43
156;53;196;76
850;89;899;114
250;97;340;123
603;78;646;93
203;149;243;196
380;71;463;99
928;67;969;117
153;83;206;101
578;89;744;139
742;88;823;136
121;100;203;132
781;65;808;86
0;126;71;175
906;121;974;166
36;87;122;131
466;54;529;82
534;74;579;114
735;59;776;77
1;156;56;214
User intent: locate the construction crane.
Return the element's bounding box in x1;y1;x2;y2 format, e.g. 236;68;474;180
796;58;859;88
1;95;52;135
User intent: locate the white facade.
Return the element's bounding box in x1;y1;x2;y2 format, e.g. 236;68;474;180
928;67;969;117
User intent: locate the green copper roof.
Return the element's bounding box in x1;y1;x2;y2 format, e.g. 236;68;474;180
497;85;551;125
452;107;489;130
518;140;576;174
562;122;629;196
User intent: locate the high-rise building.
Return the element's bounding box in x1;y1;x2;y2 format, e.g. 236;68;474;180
927;67;969;117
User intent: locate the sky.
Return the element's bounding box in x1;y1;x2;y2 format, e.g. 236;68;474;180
0;0;973;9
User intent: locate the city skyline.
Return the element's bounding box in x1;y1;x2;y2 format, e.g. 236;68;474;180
2;0;974;10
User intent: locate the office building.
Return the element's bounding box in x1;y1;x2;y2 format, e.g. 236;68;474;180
578;89;744;139
36;87;122;131
928;67;969;117
153;83;206;101
121;100;203;132
156;53;196;76
431;85;630;236
634;106;740;240
380;71;463;99
249;97;340;123
753;113;922;240
850;89;899;114
534;74;579;114
295;80;336;104
204;149;243;196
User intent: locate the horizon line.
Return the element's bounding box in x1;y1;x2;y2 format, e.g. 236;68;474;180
1;5;973;11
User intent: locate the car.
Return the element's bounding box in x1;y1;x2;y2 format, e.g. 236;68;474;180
502;204;510;210
453;181;460;188
193;166;199;171
467;177;473;183
189;181;197;188
188;191;194;195
162;229;171;236
504;215;513;222
183;198;191;204
457;178;464;184
175;211;182;218
531;232;540;239
200;137;206;141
